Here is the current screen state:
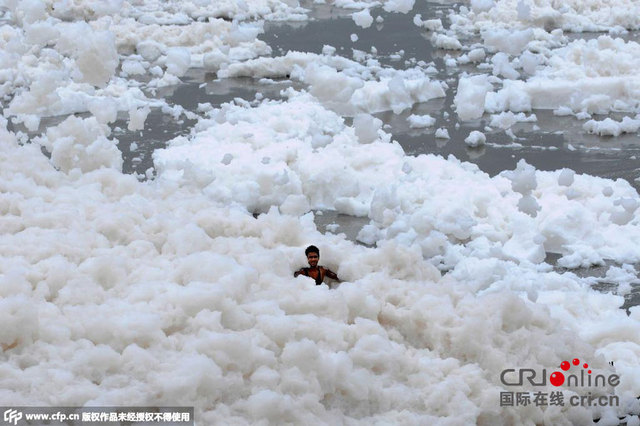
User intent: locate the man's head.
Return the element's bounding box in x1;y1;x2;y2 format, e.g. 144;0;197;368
305;245;319;267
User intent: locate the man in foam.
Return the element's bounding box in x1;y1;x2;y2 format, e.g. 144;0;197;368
294;245;340;286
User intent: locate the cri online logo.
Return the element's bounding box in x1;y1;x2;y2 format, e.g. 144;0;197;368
501;358;620;387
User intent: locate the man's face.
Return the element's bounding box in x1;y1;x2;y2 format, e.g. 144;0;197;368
307;252;319;267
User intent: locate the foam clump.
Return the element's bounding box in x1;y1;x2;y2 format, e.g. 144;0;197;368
352;9;373;28
35;116;122;173
464;130;486;147
470;0;494;13
88;99;119;125
353;114;383;143
490;111;536;129
450;0;640;32
219;52;446;115
491;52;519;79
482;28;533;55
164;48;191;77
583;117;640;137
455;74;492;121
55;22;119;87
382;0;415;14
414;17;443;31
407;114;436;128
431;33;463;50
435;128;450;139
558;168;575;187
128;106;151;131
487;36;640;116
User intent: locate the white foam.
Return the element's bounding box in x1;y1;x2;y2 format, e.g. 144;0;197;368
455;74;492;121
464;130;486;147
382;0;415;14
583;117;640;137
407;114;436;128
2;1;640;424
435;128;450;139
352;9;374;28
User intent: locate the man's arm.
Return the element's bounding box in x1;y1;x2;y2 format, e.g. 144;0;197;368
294;269;305;277
324;268;340;281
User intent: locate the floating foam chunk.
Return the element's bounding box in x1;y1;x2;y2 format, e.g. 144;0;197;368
407;114;436;128
464;130;486;147
203;49;229;71
610;197;638;225
431;33;463;50
15;0;47;25
491;52;519;79
435;128;450;139
279;194;310;216
412;14;443;31
24;21;60;46
558;169;575;186
503;223;545;263
382;0;415;14
482;28;533;55
421;18;444;31
121;60;146;76
386;75;412;114
128;106;151;131
467;48;486;62
20;115;40;132
165;47;191;77
306;63;364;106
516;0;531;21
487;36;640;115
136;41;163;62
349;73;446;115
583;117;640;137
353;114;382;144
352;9;373;28
517;194;541;217
82;32;118;86
518;50;539;74
454;74;492;121
54;22;118;87
450;0;640;32
503;159;537;194
490;111;536;129
470;0;494;13
88;98;118;125
36;116;122;173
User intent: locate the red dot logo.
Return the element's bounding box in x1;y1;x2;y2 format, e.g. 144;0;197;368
550;371;565;386
583;363;588;368
572;358;580;366
560;361;570;371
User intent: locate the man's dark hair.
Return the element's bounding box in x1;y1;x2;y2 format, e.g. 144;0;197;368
305;245;319;256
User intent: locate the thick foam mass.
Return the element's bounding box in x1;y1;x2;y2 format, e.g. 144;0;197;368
1;0;640;424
